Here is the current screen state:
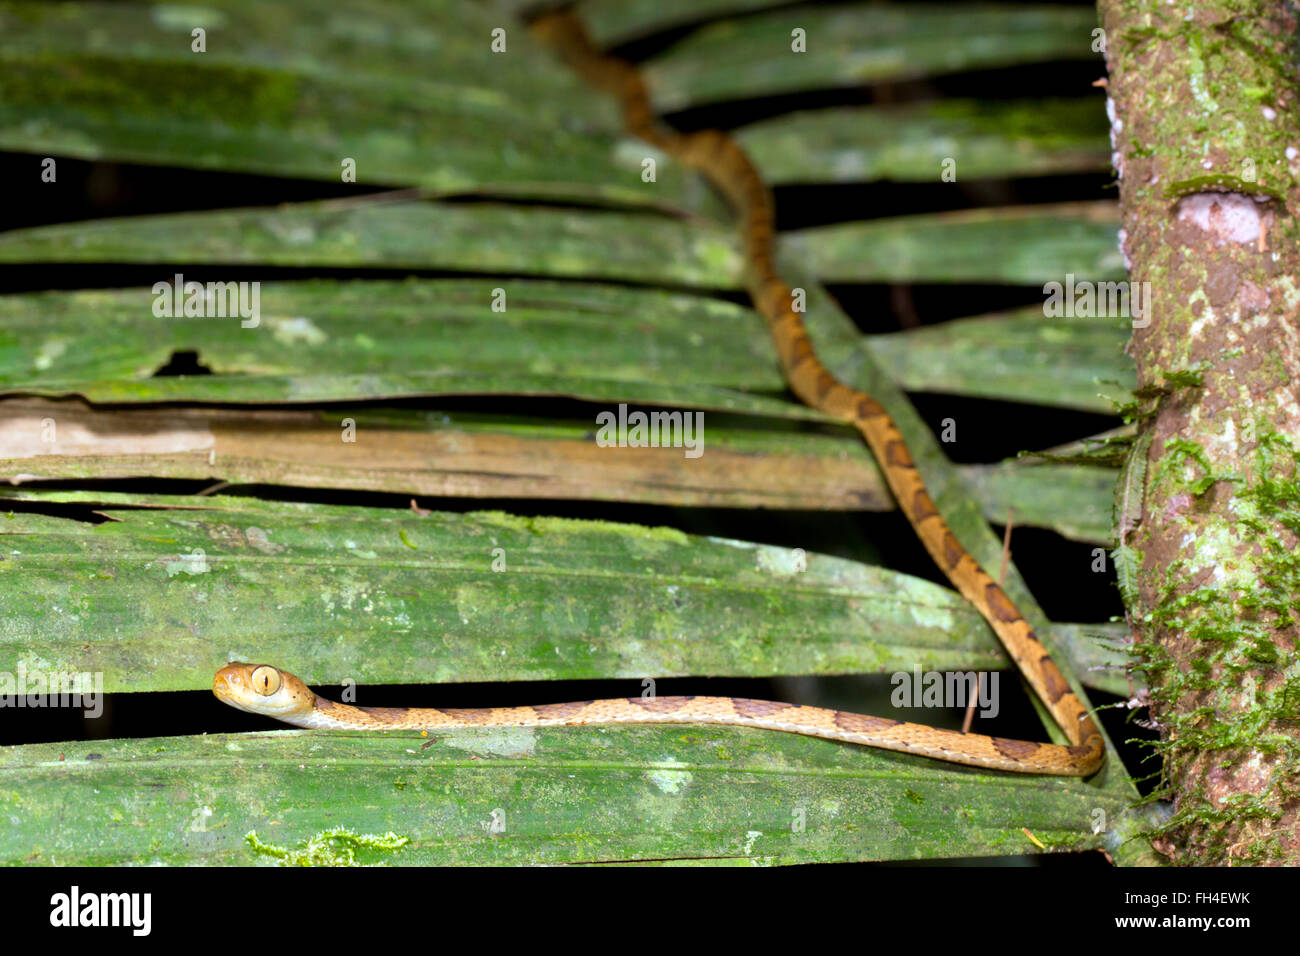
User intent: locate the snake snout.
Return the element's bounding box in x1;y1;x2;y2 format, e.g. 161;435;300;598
212;662;252;701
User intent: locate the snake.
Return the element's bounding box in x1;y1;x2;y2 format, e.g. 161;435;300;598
212;8;1105;776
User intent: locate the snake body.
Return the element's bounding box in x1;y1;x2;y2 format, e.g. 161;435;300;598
212;9;1104;776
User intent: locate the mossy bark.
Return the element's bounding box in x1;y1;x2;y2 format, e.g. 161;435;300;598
1100;0;1300;864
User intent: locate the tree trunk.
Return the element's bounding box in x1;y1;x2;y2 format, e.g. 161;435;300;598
1100;0;1300;864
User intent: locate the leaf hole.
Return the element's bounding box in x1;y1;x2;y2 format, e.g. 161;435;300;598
152;350;213;377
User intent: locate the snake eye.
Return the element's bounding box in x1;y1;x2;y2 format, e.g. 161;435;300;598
250;665;281;696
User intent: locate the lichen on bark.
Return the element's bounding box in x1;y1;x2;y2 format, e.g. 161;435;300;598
1100;0;1300;864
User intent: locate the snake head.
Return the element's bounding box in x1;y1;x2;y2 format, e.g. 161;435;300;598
213;662;315;723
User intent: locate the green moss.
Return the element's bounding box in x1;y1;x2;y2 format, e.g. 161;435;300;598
245;827;410;866
1164;174;1285;202
1112;4;1297;209
2;54;301;127
1154;438;1239;496
1135;433;1300;863
1160;366;1206;389
469;509;690;544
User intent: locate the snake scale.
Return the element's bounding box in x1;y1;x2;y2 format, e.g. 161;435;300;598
213;8;1104;776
